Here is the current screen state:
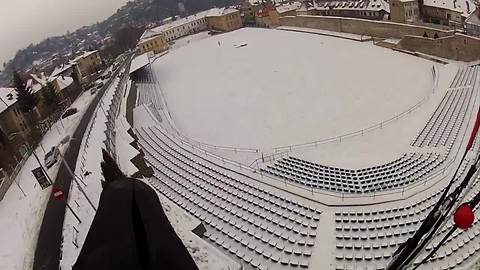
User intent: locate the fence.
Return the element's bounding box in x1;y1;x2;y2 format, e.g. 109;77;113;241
146;60;260;155
0;148;29;201
78;57;132;177
254;66;480;201
272;64;440;152
102;59;132;159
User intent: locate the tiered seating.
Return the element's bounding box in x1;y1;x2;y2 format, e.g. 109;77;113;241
261;153;445;194
333;160;470;270
418;174;480;269
412;66;477;149
450;66;478;88
134;68;166;122
136;126;322;269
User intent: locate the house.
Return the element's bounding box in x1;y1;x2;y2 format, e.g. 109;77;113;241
51;63;81;81
315;0;390;20
421;0;474;27
390;0;420;23
465;7;480;36
0;88;30;137
137;33;169;55
207;8;243;32
148;12;210;43
140;8;244;45
71;50;103;78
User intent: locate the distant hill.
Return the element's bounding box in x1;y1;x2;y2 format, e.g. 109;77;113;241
0;0;239;86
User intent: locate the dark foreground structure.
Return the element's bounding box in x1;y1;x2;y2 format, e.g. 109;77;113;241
73;150;198;270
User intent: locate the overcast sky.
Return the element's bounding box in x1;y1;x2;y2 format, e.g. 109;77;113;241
0;0;129;67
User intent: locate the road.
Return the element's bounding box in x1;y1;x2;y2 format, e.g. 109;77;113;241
32;61;128;270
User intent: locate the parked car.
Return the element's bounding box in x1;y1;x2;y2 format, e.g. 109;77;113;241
44;147;60;169
103;71;112;80
90;87;97;95
62;108;78;119
95;80;104;89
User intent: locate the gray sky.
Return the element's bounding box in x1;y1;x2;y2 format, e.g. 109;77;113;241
0;0;129;67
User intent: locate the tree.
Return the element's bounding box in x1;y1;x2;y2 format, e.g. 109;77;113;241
434;32;439;39
42;81;61;113
13;71;38;130
13;71;37;114
423;31;429;38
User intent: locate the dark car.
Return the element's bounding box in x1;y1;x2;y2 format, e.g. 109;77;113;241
62;108;78;119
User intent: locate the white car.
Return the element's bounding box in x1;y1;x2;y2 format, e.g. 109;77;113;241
44;147;60;169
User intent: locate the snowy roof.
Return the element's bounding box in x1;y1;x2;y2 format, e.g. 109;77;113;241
130;53;150;75
140;29;161;41
54;76;74;91
72;50;98;63
315;0;390;12
0;88;17;114
276;2;302;13
249;0;290;5
423;0;474;15
466;7;480;23
139;32;165;44
206;7;239;17
51;63;74;77
146;7;239;36
150;10;211;33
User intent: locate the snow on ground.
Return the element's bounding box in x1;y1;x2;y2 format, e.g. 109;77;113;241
0;90;98;270
152;28;434;152
276;26;372;41
169;31;212;50
154;190;241;270
291;63;459;168
60;72;126;269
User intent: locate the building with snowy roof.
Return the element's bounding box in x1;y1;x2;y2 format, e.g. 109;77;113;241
206;8;243;32
390;0;420;23
71;50;103;78
141;8;243;44
0;88;30;140
137;33;169;55
315;0;390;20
421;0;475;26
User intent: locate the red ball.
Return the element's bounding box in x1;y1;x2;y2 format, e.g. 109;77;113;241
454;204;475;230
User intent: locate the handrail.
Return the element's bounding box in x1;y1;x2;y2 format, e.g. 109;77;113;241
273;65;440;152
147;57;260;154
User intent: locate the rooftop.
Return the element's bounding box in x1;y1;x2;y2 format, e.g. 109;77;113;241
315;0;390;12
466;7;480;23
144;7;239;37
0;88;17;115
276;2;302;13
423;0;475;15
50;63;74;78
71;50;98;63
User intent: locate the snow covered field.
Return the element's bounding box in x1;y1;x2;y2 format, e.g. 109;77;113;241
0;90;97;270
152;28;435;151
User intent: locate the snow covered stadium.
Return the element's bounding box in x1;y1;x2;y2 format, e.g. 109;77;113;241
129;28;480;270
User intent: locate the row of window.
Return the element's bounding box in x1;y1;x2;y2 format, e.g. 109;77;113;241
405;8;418;18
322;10;380;17
164;19;207;36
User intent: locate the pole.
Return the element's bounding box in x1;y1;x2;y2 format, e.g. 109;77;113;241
65;200;82;224
58;151;97;212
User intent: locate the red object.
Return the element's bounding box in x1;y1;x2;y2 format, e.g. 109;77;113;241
466;108;480;151
52;187;64;201
454;204;475;230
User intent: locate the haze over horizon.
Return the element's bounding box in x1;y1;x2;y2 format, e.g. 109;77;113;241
0;0;130;69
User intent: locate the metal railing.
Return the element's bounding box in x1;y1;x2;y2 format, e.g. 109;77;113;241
272;65;440;152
